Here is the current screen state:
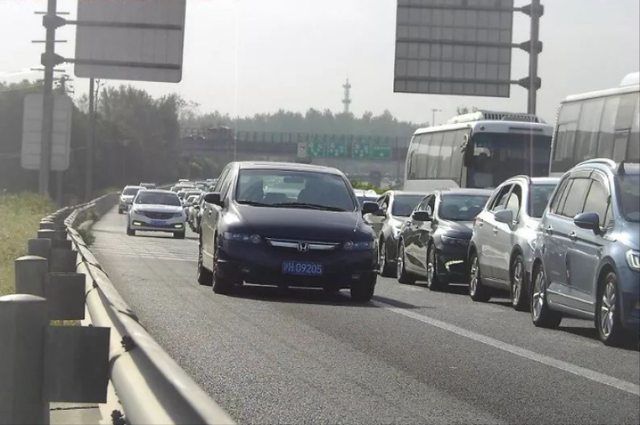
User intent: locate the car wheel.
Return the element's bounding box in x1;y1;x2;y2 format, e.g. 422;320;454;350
596;272;626;346
174;231;186;239
426;243;445;291
396;241;416;285
126;226;135;236
378;238;394;277
468;252;491;302
212;242;234;295
351;274;376;303
510;254;529;312
530;264;562;329
197;241;213;287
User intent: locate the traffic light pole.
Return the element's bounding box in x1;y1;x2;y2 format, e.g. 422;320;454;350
38;0;58;196
527;0;542;114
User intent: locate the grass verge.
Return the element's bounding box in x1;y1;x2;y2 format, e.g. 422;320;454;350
78;228;95;246
0;193;55;296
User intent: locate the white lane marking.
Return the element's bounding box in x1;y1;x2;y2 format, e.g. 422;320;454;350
399;286;423;292
372;300;640;396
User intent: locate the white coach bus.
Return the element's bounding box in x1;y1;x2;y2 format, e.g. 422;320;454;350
403;110;554;192
549;72;639;176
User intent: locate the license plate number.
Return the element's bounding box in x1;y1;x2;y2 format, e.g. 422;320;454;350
151;220;166;226
282;261;323;276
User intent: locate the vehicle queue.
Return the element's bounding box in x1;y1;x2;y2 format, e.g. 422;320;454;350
116;72;639;348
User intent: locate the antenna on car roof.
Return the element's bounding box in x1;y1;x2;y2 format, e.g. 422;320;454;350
618;161;626;175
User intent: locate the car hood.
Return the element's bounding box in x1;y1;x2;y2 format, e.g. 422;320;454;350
439;220;474;237
234;204;370;241
617;221;639;251
132;204;183;214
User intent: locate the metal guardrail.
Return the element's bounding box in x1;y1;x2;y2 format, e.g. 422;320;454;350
0;193;235;425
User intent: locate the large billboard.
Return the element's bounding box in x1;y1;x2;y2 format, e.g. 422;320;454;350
394;0;514;98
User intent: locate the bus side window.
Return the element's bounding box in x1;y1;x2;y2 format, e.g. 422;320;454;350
450;130;466;184
551;102;581;171
439;131;455;178
416;134;430;179
597;95;621;158
426;132;444;178
574;98;605;162
628;95;639;161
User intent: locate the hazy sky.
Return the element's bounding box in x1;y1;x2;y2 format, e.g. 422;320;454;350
1;0;638;125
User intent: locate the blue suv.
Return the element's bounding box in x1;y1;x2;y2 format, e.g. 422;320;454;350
530;159;639;346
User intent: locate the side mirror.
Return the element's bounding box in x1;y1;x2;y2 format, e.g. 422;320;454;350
204;192;223;207
494;209;514;224
412;211;431;222
361;201;379;215
574;212;600;232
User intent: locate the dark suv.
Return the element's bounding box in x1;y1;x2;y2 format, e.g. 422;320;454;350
530;159;639;346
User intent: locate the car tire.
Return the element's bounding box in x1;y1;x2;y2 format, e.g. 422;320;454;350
530;264;562;329
197;241;213;287
596;272;626;346
174;231;186;239
212;243;234;295
468;252;491;302
378;238;394;277
396;241;416;285
510;254;529;312
351;275;376;303
426;243;446;291
126;226;135;236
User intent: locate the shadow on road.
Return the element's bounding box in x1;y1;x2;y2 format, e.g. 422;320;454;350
558;326;640;352
227;285;422;309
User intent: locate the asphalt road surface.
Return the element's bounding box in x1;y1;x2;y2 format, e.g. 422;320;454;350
92;208;640;425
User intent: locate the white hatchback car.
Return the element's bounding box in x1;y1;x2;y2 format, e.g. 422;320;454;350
127;190;187;238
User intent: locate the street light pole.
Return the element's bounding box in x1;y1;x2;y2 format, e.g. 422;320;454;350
431;108;442;126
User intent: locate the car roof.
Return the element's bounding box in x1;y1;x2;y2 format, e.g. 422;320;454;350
235;161;344;176
124;185;144;189
572;159;640;176
387;190;429;196
140;189;175;195
436;188;493;196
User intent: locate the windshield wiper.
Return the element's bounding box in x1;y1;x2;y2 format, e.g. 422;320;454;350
271;202;346;212
236;200;274;207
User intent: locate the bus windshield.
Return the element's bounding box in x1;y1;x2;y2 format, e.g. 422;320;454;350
468;133;552;189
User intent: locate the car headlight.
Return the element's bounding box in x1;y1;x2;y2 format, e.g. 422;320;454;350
224;232;261;244
441;235;469;246
344;241;374;251
626;250;640;270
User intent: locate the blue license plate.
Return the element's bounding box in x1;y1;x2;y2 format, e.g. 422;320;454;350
282;261;323;276
151;220;166;226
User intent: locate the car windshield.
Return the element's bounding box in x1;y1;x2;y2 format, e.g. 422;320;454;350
529;184;557;218
236;169;356;211
618;174;640;222
135;191;181;206
439;194;489;221
392;195;425;217
123;187;141;196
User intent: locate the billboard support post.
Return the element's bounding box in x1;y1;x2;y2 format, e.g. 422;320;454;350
86;77;95;201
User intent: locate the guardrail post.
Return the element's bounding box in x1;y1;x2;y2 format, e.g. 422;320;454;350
0;295;49;425
37;229;57;240
39;221;56;231
15;256;48;296
28;239;52;263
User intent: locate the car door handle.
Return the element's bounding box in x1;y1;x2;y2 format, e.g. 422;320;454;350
545;225;553;235
493;227;499;235
569;231;577;241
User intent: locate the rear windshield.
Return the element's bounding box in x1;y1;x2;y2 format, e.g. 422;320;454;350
392;195;425;217
123;187;141;196
529;184;558;218
135;192;181;206
439;194;489;221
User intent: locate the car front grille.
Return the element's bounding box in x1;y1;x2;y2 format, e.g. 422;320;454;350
142;211;174;220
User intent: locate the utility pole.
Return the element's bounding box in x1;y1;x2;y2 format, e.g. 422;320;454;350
86;77;95;201
526;0;543;114
342;79;352;114
55;73;72;205
38;0;60;197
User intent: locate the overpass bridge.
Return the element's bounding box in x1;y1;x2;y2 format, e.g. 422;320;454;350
179;128;409;179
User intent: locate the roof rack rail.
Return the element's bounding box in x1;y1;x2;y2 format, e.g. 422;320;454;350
575;158;617;168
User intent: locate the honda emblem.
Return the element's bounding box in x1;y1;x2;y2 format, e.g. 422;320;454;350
297;242;310;253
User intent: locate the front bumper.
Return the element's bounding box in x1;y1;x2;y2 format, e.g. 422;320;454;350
218;239;377;288
129;213;186;233
618;266;640;330
435;243;470;284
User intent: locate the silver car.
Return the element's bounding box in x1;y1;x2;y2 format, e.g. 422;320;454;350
119;185;144;214
468;176;559;311
365;191;427;277
127;190;187;238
